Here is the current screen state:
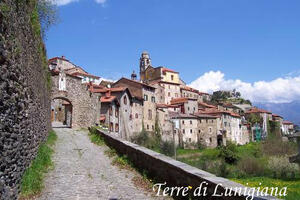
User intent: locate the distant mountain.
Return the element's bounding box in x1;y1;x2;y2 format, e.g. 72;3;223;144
254;100;300;126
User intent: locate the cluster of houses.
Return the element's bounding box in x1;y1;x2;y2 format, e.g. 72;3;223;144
49;52;296;149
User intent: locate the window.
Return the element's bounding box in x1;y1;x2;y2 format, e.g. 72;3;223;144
188;107;190;111
115;123;119;132
110;122;114;132
224;122;227;127
123;96;127;105
115;108;119;118
171;75;174;80
189;138;191;142
58;107;62;111
135;113;138;119
151;96;155;103
160;96;163;100
190;129;192;133
148;109;152;120
168;92;171;97
129;114;132;120
144;94;148;101
152;125;154;130
147;124;149;130
198;130;201;133
209;128;212;133
183;129;185;134
190;120;192;125
109;106;113;116
182;120;185;124
168;85;170;89
209;137;212;143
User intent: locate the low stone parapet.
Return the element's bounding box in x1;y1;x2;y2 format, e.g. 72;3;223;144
95;128;277;200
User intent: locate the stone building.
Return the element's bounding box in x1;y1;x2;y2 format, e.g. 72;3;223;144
282;121;294;135
245;107;273;138
170;97;198;115
92;87;133;139
113;77;156;133
139;52;182;104
169;112;199;148
195;114;219;148
51;70;100;128
180;85;199;100
49;56;100;84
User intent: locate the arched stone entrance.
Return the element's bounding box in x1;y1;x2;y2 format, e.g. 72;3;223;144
51;97;73;128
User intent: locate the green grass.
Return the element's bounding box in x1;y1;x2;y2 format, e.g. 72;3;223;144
177;148;202;156
20;130;57;197
88;127;105;146
232;177;300;200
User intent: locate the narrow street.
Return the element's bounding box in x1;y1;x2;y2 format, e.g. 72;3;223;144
37;127;163;200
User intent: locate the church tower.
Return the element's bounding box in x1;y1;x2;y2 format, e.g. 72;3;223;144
139;51;151;81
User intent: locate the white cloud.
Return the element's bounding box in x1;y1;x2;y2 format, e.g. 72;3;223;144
52;0;79;6
52;0;107;6
189;71;300;103
95;0;106;3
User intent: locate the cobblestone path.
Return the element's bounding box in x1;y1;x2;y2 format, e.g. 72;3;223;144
38;127;165;200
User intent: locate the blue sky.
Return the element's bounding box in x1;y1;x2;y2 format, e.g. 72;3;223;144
46;0;300;103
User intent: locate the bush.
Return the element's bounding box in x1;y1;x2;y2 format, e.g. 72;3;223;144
202;159;230;177
262;137;297;156
160;140;175;157
218;141;239;164
268;156;299;179
237;156;266;177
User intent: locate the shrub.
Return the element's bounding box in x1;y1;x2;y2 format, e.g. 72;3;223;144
218;141;239;164
262;137;297;156
203;159;230;177
160;140;175;157
268;156;299;179
237;156;266;177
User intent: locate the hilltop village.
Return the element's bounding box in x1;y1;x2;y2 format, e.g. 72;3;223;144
49;52;295;149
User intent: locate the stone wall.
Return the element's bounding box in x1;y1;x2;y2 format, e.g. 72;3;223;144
95;128;275;200
0;1;51;199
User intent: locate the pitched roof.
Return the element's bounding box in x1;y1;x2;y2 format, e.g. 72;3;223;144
198;102;217;109
170;97;188;105
69;71;100;79
161;67;178;74
156;103;180;109
100;96;116;103
197;109;241;118
180;85;199;93
246;107;272;114
283;121;294;125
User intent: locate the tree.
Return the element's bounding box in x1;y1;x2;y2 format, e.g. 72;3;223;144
37;0;59;39
247;113;262;125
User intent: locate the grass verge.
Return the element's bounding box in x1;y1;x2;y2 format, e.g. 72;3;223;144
20;130;57;198
88;126;105;146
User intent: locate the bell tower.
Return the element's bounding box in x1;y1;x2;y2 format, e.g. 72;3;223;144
139;51;151;81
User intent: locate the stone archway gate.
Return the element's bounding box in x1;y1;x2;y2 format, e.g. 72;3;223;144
51;72;100;128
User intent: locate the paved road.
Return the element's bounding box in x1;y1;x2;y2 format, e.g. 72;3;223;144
38;127;165;200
